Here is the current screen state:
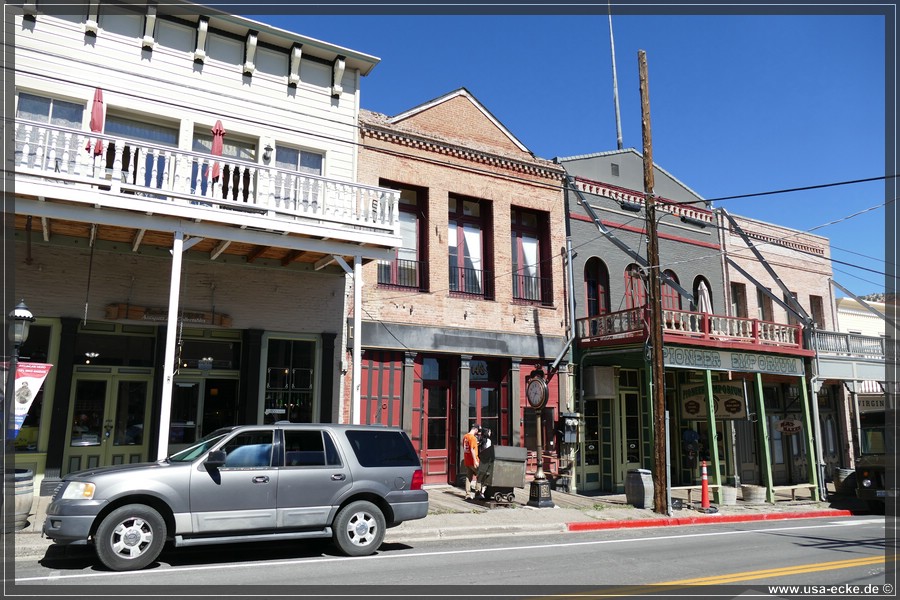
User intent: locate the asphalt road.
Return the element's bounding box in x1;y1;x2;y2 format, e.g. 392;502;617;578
11;516;891;597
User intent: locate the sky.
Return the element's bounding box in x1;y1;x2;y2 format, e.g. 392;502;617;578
243;6;891;299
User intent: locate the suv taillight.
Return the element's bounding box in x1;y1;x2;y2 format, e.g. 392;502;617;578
411;469;424;490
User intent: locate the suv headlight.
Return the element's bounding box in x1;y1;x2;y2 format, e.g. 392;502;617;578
61;482;96;500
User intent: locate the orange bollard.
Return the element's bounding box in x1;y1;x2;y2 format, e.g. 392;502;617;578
700;460;710;509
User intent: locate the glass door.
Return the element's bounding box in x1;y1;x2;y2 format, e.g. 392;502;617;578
169;377;239;452
421;384;450;484
64;373;152;475
468;386;499;440
580;399;602;491
620;391;643;482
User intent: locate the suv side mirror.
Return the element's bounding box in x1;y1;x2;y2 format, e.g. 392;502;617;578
205;450;226;468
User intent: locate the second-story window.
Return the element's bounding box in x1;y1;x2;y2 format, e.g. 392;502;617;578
511;207;550;304
15;92;83;173
105;114;178;189
584;257;610;317
378;185;426;290
784;291;800;326
272;145;324;209
810;295;825;328
449;196;493;299
730;282;748;317
192;129;255;202
757;288;774;322
624;264;646;309
661;270;681;310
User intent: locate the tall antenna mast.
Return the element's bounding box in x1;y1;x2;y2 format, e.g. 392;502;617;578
609;1;624;150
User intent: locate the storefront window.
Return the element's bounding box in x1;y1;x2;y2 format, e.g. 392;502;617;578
74;331;155;367
71;380;105;446
264;338;316;423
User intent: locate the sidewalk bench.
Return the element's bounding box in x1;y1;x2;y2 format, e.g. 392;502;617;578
671;484;719;505
773;483;817;501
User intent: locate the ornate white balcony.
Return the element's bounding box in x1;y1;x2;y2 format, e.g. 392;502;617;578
14;120;399;248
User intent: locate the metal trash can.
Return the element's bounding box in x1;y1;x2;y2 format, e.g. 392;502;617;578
478;445;527;503
625;468;654;509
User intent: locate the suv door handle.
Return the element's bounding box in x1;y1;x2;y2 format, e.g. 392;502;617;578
252;476;270;484
331;474;346;481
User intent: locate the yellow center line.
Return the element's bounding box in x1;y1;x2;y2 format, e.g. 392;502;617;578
658;554;893;586
528;555;893;598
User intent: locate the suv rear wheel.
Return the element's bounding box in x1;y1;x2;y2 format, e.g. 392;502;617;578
332;500;385;556
95;504;167;571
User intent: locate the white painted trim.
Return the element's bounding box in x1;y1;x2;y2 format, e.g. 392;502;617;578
16;195;398;261
157;231;184;460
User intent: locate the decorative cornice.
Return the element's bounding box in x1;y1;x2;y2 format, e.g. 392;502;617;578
573;177;714;225
360;121;565;182
731;225;826;256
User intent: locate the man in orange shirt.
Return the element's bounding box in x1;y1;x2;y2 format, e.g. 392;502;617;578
462;423;481;500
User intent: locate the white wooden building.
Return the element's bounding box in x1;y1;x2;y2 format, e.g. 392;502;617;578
10;1;399;493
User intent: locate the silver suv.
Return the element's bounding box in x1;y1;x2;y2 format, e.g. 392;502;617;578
43;424;428;571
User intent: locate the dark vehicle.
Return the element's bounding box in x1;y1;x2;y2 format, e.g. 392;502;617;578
855;411;887;514
43;423;428;571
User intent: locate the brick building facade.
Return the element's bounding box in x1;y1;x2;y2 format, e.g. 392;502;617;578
353;89;571;485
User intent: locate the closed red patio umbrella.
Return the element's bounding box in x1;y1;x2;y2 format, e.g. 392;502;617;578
86;88;104;155
210;120;226;181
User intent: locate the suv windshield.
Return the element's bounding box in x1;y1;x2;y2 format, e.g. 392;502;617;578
168;429;232;462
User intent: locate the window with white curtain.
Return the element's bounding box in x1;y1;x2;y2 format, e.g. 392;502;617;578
378;186;424;289
104;114;178;189
271;145;324;208
15;92;83;172
191;130;256;199
511;207;542;302
449;196;492;298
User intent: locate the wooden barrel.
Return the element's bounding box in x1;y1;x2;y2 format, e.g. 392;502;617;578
625;469;654;509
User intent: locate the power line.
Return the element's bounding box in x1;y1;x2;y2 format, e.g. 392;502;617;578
705;175;896;203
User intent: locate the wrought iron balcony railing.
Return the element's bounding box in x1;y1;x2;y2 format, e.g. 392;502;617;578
449;265;494;300
377;258;424;289
512;272;553;306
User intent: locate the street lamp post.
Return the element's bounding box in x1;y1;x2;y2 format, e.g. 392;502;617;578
6;300;34;442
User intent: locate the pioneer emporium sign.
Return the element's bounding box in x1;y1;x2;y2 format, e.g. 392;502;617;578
663;347;804;376
681;382;748;420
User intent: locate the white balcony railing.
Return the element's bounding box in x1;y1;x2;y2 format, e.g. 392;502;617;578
14;120;399;234
812;330;888;359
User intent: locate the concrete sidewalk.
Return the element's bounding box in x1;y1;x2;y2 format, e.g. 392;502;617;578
12;482;867;561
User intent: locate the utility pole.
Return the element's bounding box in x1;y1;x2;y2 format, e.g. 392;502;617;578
639;50;668;515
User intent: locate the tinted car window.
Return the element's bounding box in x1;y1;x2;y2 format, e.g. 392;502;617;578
345;430;419;467
222;431;274;468
283;430;342;467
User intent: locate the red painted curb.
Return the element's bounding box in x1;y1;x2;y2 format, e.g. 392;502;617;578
566;509;856;532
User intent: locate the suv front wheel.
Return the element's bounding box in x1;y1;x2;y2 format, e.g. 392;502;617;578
95;504;167;571
332;500;385;556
